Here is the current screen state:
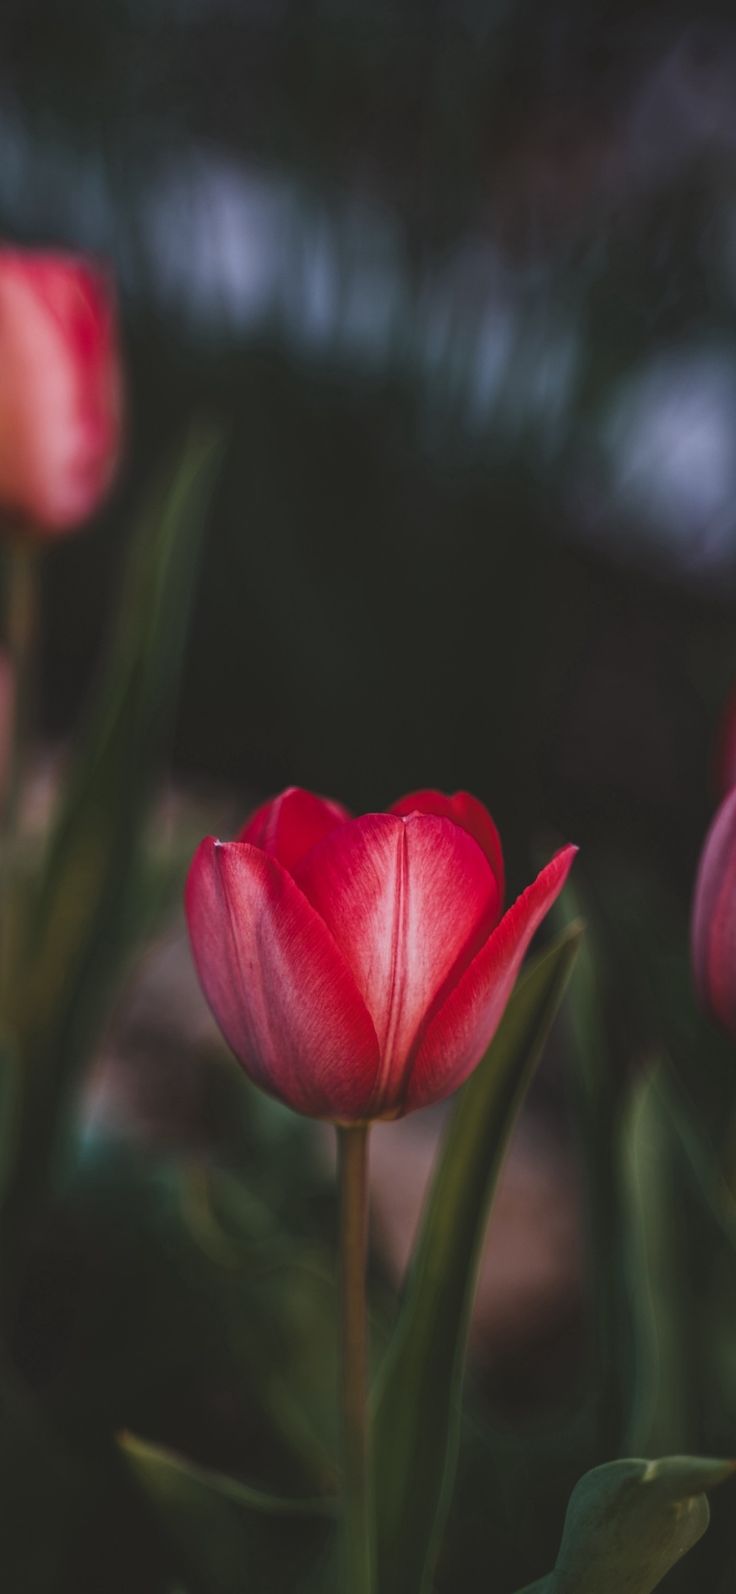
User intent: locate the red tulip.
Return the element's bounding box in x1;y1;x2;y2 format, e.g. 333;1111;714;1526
185;786;576;1121
0;248;122;535
692;786;736;1039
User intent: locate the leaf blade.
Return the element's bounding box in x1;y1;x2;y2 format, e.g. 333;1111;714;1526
373;921;583;1594
119;1432;334;1594
2;426;223;1237
529;1454;735;1594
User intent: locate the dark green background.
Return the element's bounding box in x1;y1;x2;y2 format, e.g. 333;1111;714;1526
4;5;736;1591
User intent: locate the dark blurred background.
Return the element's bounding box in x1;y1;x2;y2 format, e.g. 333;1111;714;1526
5;5;736;1589
2;0;732;896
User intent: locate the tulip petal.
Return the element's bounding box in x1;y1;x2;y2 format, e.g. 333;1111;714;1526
404;844;577;1113
238;786;351;875
389;789;505;905
0;250;121;533
692;788;736;1037
296;813;499;1114
185;837;379;1119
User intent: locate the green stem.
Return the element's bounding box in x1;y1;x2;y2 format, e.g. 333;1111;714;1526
0;538;40;1323
337;1123;374;1594
1;537;39;1008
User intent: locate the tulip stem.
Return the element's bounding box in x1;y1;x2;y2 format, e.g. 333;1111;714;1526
0;537;39;1003
337;1122;374;1594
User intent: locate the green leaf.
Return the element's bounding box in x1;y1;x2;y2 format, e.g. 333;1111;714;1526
373;921;583;1594
119;1432;334;1594
650;1059;736;1258
2;427;222;1232
513;1454;734;1594
620;1065;693;1457
554;874;628;1453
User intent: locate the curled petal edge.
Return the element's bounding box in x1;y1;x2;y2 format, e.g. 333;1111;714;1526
403;843;578;1114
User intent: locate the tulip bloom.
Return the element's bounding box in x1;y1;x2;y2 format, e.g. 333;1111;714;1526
186;786;576;1122
0;248;122;535
692;787;736;1039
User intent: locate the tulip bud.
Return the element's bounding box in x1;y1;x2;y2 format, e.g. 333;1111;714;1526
185;785;577;1122
692;787;736;1040
0;248;122;536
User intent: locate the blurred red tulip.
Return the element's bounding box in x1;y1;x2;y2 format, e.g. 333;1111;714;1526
692;786;736;1039
185;785;576;1121
0;248;122;535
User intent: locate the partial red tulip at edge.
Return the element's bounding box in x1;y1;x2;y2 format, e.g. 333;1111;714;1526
185;786;577;1122
0;247;122;536
692;786;736;1040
